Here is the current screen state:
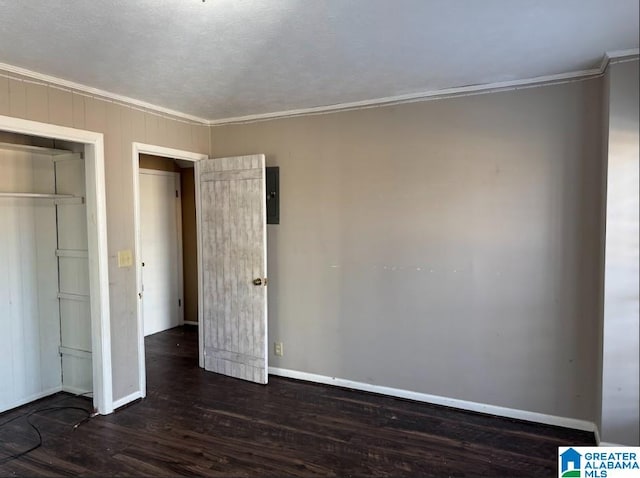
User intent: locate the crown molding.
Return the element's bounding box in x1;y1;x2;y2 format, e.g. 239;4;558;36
209;67;603;125
209;49;639;126
604;48;640;66
2;49;638;128
0;61;209;125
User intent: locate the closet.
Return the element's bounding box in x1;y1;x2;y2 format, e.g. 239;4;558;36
0;135;93;413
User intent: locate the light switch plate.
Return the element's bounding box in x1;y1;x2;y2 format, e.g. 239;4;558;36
117;249;133;268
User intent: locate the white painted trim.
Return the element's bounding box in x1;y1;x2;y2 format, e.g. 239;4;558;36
210;50;639;126
594;426;601;445
1;386;63;413
138;168;179;177
0;114;113;416
0;116;101;146
0;62;209;125
83;134;113;416
61;385;91;396
2;52;637;127
132;142;208;402
605;48;640;65
132;149;146;399
209;68;602;126
268;367;597;433
112;391;143;410
599;441;627;447
136;144;209;162
183;320;198;326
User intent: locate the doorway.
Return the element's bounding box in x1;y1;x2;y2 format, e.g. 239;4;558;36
138;152;201;337
139;161;184;337
0;114;112;415
133;144;207;398
133;143;269;403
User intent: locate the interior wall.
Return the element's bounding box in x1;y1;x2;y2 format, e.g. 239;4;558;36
0;147;61;411
211;78;605;423
180;168;198;323
139;153;180;172
601;58;639;446
0;69;210;402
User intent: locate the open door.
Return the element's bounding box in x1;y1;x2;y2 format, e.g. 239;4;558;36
197;154;268;384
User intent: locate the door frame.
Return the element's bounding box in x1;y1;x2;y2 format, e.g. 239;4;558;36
132;143;207;399
0;114;113;415
139;168;185;335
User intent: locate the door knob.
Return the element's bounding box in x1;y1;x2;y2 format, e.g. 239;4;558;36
253;278;262;286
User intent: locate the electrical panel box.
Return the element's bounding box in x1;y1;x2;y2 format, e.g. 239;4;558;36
266;166;279;224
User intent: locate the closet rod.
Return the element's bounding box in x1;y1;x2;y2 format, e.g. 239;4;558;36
0;192;75;199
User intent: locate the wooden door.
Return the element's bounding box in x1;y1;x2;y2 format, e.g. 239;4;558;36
198;155;268;384
140;170;183;337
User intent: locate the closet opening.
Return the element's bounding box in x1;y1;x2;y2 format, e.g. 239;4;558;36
0;125;111;415
0;132;105;411
138;154;199;344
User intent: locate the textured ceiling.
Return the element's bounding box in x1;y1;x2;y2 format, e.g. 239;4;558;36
0;0;637;121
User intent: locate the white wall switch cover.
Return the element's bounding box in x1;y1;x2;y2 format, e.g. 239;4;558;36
117;249;133;268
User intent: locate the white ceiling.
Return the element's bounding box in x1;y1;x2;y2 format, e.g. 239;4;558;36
0;0;637;122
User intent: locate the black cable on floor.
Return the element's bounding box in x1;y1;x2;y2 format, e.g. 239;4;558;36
0;394;94;465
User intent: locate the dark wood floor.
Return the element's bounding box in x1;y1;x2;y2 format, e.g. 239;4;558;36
0;326;595;477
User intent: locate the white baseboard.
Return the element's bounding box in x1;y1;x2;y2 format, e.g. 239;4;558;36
61;385;92;397
112;391;143;410
0;386;63;414
594;426;601;445
183;321;198;326
599;441;626;447
268;367;597;433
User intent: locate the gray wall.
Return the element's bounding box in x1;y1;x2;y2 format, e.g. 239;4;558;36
212;79;605;422
601;59;639;445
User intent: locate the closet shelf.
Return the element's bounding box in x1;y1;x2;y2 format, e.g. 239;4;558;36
58;292;90;302
56;249;89;258
0;192;83;203
0;141;81;159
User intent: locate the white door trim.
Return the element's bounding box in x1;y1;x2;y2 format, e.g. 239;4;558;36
0;114;113;415
132;143;207;402
139;168;185;333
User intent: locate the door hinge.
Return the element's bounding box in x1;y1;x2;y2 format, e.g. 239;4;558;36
176;190;179;198
178;299;182;307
